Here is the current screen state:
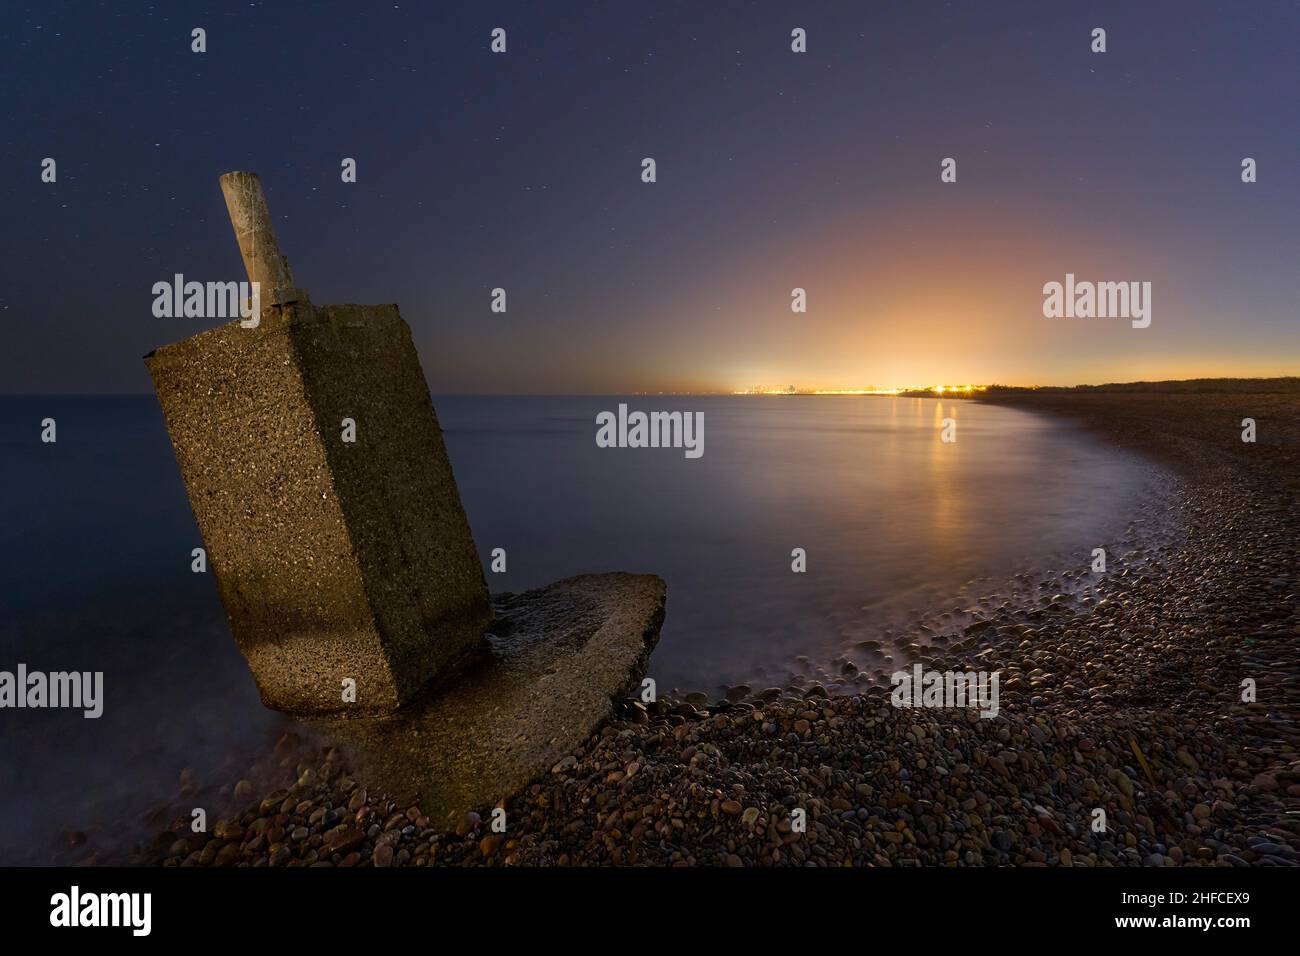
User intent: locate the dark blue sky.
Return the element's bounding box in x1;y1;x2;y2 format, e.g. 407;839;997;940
4;0;1298;393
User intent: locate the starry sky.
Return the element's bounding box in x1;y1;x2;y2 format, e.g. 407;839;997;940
4;0;1298;394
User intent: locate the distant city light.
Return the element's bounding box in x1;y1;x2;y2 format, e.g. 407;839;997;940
732;384;990;396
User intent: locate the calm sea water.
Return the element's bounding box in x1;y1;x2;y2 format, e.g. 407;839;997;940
0;394;1151;861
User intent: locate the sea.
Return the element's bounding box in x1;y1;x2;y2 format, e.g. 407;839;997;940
0;393;1155;862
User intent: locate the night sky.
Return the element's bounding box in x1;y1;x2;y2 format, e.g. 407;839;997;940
4;0;1298;394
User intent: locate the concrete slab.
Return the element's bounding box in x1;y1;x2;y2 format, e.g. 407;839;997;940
311;572;667;826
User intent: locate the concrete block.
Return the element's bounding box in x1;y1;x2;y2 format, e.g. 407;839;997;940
146;303;491;716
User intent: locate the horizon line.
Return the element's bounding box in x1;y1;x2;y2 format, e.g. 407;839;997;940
5;374;1299;400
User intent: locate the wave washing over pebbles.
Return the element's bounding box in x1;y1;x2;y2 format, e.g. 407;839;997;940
58;389;1300;867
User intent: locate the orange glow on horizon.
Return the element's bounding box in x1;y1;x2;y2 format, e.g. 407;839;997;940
731;384;988;396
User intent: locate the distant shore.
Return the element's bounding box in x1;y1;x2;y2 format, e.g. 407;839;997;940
75;385;1300;867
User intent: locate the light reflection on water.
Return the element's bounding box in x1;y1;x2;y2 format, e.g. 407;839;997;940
0;394;1151;861
438;395;1149;692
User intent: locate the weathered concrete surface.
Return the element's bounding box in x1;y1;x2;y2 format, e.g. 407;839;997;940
218;171;300;304
145;304;491;716
312;572;667;825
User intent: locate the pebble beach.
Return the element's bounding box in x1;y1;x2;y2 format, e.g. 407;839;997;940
71;386;1299;868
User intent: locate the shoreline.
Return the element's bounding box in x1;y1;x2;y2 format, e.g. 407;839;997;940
686;455;1182;709
74;390;1300;866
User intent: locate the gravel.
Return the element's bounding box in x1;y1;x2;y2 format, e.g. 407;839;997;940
81;390;1300;867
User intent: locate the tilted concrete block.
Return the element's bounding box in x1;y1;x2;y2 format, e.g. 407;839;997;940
145;173;490;716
